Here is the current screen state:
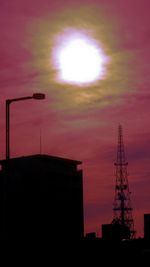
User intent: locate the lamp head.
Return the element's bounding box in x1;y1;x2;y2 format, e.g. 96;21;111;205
32;93;45;100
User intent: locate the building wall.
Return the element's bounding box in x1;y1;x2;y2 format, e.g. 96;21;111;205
0;155;84;241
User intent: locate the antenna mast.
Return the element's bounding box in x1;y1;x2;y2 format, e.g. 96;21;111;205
40;128;42;155
113;125;135;238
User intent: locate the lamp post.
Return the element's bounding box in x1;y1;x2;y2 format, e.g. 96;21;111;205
6;93;45;160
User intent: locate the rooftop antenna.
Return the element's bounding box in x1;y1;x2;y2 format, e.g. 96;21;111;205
40;127;42;155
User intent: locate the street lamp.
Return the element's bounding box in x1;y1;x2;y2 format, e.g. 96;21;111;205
6;93;45;160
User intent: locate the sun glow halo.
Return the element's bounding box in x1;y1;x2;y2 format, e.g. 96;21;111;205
52;31;109;85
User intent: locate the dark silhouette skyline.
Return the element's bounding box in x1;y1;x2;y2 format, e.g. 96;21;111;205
0;152;150;263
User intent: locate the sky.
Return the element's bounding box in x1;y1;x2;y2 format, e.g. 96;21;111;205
0;0;150;237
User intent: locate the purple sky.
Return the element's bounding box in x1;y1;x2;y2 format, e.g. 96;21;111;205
0;0;150;237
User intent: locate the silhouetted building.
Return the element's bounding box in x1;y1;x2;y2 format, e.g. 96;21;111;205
102;223;130;241
0;154;84;241
144;214;150;240
85;232;96;240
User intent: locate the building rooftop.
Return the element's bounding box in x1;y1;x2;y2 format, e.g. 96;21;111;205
0;154;82;165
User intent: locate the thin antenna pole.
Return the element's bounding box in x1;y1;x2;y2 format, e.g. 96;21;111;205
40;128;42;155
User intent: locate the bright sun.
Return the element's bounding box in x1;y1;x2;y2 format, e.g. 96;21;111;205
52;30;108;85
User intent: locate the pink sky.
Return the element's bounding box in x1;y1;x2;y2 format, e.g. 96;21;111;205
0;0;150;237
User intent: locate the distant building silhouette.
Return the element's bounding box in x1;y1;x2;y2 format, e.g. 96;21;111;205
85;232;96;240
0;154;84;241
144;214;150;240
102;223;130;241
